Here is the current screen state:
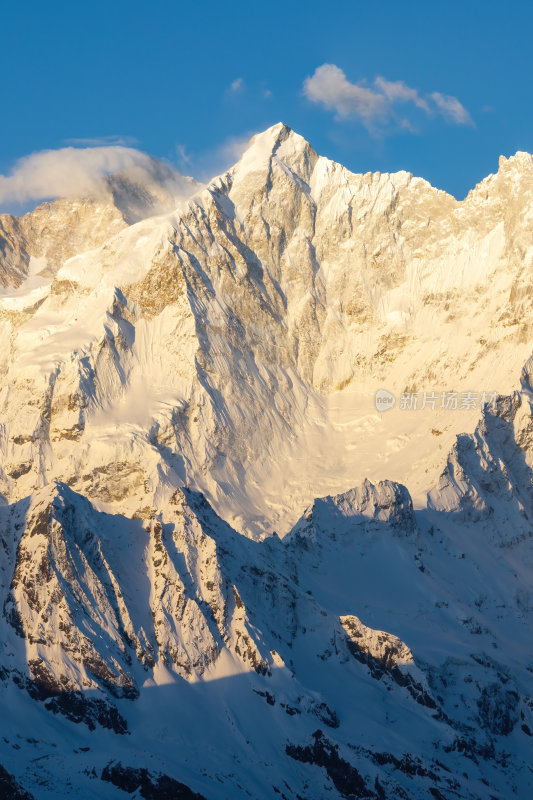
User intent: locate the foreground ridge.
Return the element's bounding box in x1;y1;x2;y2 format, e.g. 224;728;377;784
1;386;533;797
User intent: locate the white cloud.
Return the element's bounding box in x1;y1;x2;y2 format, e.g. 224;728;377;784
0;129;262;213
229;77;244;93
430;92;474;125
303;64;473;133
303;64;388;124
374;76;429;112
0;146;183;207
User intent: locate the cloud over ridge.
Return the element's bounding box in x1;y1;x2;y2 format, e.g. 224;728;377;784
0;145;183;209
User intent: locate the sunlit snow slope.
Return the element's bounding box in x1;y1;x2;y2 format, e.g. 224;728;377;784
2;124;533;536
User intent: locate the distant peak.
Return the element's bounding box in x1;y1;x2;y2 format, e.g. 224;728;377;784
498;151;533;171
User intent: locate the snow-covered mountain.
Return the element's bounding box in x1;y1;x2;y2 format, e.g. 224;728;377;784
1;124;533;798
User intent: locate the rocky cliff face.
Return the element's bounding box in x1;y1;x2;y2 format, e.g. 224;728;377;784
1;483;276;696
1;125;533;798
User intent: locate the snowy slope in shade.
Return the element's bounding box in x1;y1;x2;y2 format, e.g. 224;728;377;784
1;433;533;799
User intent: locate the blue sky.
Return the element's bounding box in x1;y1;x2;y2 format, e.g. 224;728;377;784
1;0;532;210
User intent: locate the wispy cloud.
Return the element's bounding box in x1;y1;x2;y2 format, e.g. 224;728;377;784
303;64;474;133
429;92;473;125
171;131;256;184
229;77;244;94
191;132;255;182
374;76;430;112
175;143;192;168
63;134;139;147
0;145;185;208
214;133;252;166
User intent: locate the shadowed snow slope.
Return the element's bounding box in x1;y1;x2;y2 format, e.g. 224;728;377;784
1;457;533;798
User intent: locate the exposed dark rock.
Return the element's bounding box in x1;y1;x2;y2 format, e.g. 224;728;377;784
280;702;300;716
44;692;128;734
341;616;436;710
0;765;35;800
311;701;340;728
101;763;207;799
286;730;372;798
443;736;496;762
477;683;519;735
2;597;25;638
6;463;33;480
370;750;439;780
253;689;275;705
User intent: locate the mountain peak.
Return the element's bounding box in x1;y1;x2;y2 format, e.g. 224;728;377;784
231;122;317;180
498;150;533;172
248;121;296;149
235;122;314;163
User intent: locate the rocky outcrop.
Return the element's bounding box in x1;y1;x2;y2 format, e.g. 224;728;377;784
100;763;207;799
286;730;371;799
1;482;276;699
340;615;436;708
428;390;533;544
289;480;418;545
43;691;128;734
0;766;35;800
